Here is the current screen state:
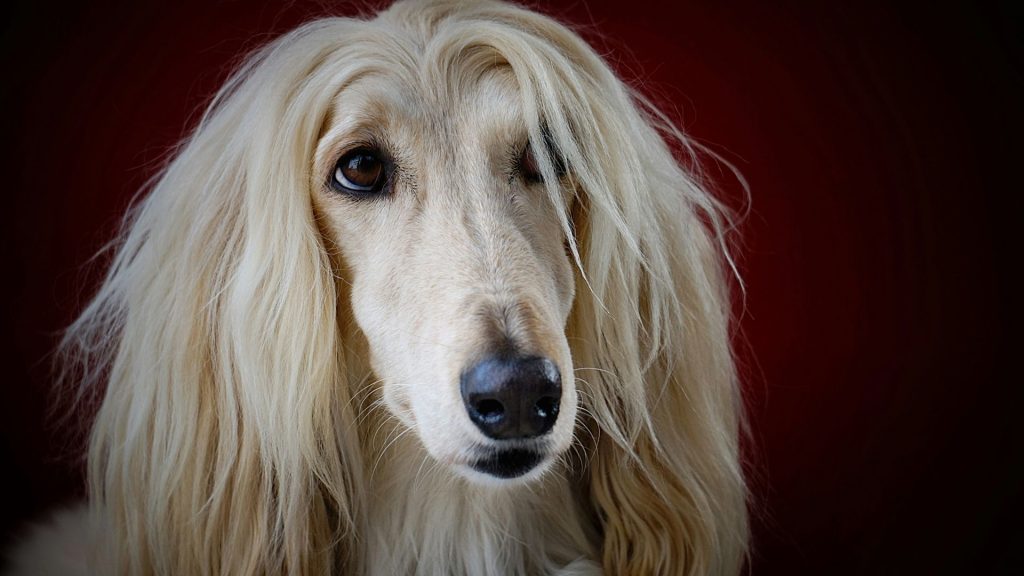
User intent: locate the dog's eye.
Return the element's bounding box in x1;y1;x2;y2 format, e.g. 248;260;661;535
520;145;543;184
332;149;388;195
518;139;566;185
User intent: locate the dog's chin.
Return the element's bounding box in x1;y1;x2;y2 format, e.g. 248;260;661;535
454;447;557;487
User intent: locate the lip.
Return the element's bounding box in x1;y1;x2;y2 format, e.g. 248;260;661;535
470;447;544;479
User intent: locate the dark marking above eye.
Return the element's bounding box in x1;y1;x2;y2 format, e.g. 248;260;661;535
331;148;390;196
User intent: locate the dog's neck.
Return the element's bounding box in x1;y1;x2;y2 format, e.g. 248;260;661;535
358;420;599;575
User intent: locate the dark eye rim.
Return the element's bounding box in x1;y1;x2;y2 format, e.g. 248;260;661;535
330;147;392;198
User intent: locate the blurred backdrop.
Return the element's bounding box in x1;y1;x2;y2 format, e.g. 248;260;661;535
2;0;1020;573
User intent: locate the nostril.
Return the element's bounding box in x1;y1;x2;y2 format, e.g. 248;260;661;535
474;398;505;421
534;396;559;420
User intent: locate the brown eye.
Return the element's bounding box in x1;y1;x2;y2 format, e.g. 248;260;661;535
332;148;388;195
520;144;543;184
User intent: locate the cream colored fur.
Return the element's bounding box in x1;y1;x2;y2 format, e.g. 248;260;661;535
18;1;748;574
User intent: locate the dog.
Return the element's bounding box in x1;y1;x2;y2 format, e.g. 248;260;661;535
9;1;748;574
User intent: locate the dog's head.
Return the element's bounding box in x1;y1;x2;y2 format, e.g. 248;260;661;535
73;0;748;572
312;64;577;482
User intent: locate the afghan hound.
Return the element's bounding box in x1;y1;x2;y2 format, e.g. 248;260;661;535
10;0;748;574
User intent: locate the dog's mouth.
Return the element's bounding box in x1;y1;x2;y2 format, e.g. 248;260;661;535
470;447;544;479
450;440;558;483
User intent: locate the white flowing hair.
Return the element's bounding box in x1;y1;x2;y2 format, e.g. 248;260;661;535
58;0;748;574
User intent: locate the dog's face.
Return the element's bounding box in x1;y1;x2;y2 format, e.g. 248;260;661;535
312;67;577;485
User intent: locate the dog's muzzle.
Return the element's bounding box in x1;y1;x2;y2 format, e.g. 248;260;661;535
460;355;562;477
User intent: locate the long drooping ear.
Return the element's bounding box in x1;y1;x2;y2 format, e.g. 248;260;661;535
473;7;750;574
566;79;748;576
566;97;748;575
570;173;748;576
59;19;373;575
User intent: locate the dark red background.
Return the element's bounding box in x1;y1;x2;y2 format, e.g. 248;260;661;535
2;1;1020;573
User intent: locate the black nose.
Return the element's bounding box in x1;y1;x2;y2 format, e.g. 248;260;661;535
461;356;562;440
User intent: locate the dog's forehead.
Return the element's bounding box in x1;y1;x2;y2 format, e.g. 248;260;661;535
323;67;523;149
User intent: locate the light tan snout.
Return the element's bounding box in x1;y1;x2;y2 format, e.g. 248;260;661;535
313;71;578;483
